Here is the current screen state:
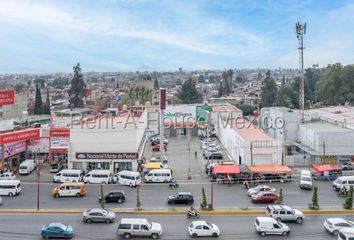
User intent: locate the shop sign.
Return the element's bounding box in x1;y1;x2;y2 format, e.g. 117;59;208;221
50;137;69;149
76;152;138;160
196;105;212;123
0;90;14;106
50;128;70;137
27;138;49;153
0;128;40;144
3;141;26;158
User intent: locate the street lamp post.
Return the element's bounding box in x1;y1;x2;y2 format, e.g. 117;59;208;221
35;149;40;211
205;110;214;210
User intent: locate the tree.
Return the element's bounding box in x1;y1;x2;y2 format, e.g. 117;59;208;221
260;70;278;107
69;63;86;108
154;78;159;90
176;78;202;104
121;86;152;105
235;76;244;83
198;74;205;84
43;88;51;114
227;69;233;91
275;188;283;204
309;185;319;210
218;81;224;97
200;187;208;210
136;186;142;210
236;103;255;116
116;81;120;89
14;83;25;93
100;183;105;209
343;185;353;209
221;71;230;95
276;85;299;108
34;85;44;115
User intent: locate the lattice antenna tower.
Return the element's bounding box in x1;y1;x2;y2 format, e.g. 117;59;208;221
296;21;306;122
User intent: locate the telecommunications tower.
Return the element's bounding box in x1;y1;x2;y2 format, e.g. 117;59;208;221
296;21;306;122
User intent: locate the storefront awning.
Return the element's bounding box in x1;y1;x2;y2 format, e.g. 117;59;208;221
212;164;240;175
311;164;341;173
248;164;292;174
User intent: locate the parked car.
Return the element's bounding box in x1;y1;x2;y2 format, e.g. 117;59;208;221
339;228;354;240
266;205;305;223
204;151;223;159
0;172;16;180
0;196;2;205
152;144;167;152
323;218;354;236
254;217;290;237
50;163;63;173
41;222;73;239
148;133;160;141
150;155;168;163
339;159;354;171
202;144;220;151
99;190;126;203
299;170;313;190
247;185;276;196
168;192;194;205
117;218;162;239
251;192;279;203
83;208;115;223
151;139;169;146
188;221;220;238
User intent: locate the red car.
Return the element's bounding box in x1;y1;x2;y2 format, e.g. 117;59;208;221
251;191;279;203
152;144;167;151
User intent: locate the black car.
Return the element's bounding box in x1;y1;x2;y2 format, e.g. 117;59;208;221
168;192;194;205
100;190;125;203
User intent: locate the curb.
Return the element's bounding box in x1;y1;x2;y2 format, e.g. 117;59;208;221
2;209;354;215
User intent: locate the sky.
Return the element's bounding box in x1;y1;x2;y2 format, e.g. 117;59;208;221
0;0;353;73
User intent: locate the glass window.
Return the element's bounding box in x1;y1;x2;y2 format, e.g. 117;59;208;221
133;225;139;230
203;226;210;230
118;224;131;230
196;226;202;230
273;224;280;229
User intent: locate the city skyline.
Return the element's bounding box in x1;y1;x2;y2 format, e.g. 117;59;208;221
0;0;353;73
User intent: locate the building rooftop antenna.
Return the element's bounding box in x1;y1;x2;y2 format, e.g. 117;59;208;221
296;21;306;122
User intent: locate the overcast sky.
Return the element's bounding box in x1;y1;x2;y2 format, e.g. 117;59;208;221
0;0;353;73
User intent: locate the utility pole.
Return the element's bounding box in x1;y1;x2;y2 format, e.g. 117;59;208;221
323;141;326;163
250;141;253;165
35;149;40;211
296;21;306;123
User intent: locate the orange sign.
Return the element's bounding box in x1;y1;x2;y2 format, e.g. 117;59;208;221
0;90;14;106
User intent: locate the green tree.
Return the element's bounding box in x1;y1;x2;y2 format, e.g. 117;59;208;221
261;70;278;107
236;103;255;116
100;183;105;209
43;88;51;114
154;78;159;90
221;71;230;95
343;185;353;209
176;78;202;104
235;76;244;83
136;186;142;210
69;63;86;108
276;85;299;108
198;74;205;84
200;187;208;210
275;188;283;204
218;81;224;97
121;86;152;105
14;83;25;93
310;185;319;209
34;85;44;115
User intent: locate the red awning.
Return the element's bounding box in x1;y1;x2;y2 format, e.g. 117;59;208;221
212;165;240;175
311;164;341;173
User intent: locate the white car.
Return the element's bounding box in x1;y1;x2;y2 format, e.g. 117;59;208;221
0;196;2;205
247;185;276;196
188;221;220;238
324;218;354;236
0;172;16;180
254;217;290;236
150;155;168;163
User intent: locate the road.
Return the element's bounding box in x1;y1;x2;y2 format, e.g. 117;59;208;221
4;136;343;210
0;213;347;240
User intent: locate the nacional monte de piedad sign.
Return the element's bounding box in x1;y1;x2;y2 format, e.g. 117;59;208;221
0;90;14;106
76;152;138;160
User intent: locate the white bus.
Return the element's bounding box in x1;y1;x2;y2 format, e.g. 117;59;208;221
19;160;36;175
145;169;172;183
0;180;22;196
84;170;112;184
114;171;141;187
53;169;83;183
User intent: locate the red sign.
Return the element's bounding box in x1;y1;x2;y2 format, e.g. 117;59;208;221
0;90;14;106
50;148;68;154
0;128;40;144
159;88;166;110
50;128;70;137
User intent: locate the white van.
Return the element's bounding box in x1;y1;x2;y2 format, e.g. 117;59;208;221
333;176;354;191
114;171;141;187
0;180;22;196
84;170;112;184
254;217;290;237
145;169;172;183
117;218;163;239
53;169;83;183
299;170;313;190
19;160;36;175
339;228;354;240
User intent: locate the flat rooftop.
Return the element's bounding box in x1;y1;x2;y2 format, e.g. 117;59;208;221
231;119;271;141
306;106;354;130
301;122;352;133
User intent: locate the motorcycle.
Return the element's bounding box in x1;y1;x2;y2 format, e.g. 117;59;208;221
168;179;179;188
337;188;348;197
186;210;200;219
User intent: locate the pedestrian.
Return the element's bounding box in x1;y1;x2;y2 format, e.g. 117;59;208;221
194;151;197;159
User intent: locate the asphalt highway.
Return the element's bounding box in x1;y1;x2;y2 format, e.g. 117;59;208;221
0;213;347;240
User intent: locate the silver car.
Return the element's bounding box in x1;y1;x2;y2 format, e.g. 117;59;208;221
82;208;115;223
